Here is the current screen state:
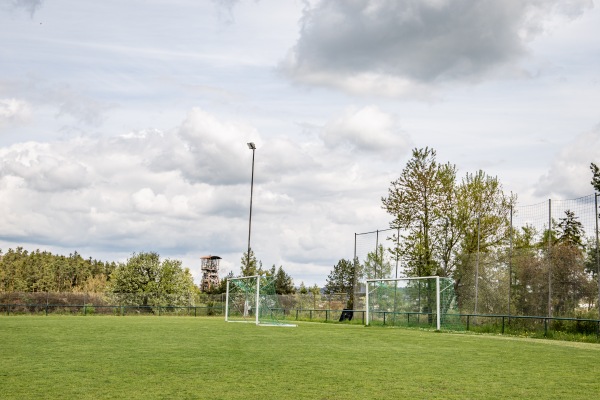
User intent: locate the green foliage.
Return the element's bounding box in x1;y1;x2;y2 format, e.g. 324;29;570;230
383;148;514;278
0;247;114;293
298;282;308;294
382;147;455;277
557;209;585;248
590;162;600;192
108;252;195;307
363;244;393;280
272;265;295;294
324;258;357;308
240;249;263;276
209;271;233;295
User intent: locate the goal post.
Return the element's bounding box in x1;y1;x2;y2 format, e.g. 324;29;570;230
366;276;460;331
225;275;296;327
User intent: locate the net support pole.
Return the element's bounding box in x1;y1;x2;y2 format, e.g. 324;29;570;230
508;205;513;316
436;276;441;331
548;199;552;318
594;193;600;319
365;282;370;326
225;279;230;322
255;277;260;325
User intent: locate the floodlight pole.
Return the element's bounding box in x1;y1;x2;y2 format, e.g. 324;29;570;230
247;142;256;273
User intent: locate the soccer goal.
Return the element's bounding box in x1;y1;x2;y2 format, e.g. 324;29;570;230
366;276;460;331
225;275;296;327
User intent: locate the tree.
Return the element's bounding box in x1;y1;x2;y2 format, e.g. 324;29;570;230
590;163;600;192
382;147;456;277
551;210;590;316
0;247;113;293
324;258;357;309
510;226;547;316
309;284;320;297
382;148;513;280
240;249;262;276
108;252;195;307
557;210;585;249
273;265;295;294
363;244;392;280
298;282;308;295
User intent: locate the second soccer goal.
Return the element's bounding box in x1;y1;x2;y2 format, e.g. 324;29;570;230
366;276;460;331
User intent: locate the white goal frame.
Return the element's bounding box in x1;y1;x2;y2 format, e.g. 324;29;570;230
225;275;261;324
366;276;442;330
225;275;296;327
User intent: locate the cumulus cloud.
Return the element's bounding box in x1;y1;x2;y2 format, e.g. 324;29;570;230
0;107;395;280
0;142;90;192
0;98;31;127
535;127;600;198
150;108;261;185
321;106;411;158
281;0;593;97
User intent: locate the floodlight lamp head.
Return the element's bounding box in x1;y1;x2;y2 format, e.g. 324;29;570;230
247;142;256;150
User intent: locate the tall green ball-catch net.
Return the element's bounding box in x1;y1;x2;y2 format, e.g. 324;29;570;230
225;275;296;327
366;276;462;331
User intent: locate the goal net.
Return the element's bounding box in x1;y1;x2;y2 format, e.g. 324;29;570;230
366;276;461;331
225;275;296;326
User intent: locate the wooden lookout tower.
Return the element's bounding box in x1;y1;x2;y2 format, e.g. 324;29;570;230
200;255;221;292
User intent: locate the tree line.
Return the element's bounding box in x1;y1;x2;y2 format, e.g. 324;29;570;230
0;246;305;299
0;249;196;305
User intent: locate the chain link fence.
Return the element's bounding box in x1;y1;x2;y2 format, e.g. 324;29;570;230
0;291;360;319
355;194;600;319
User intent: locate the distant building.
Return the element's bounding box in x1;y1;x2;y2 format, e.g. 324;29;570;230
200;255;221;292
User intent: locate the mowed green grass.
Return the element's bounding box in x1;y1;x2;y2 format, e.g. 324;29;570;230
1;317;599;399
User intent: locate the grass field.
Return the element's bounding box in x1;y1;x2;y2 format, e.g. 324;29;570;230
1;316;599;399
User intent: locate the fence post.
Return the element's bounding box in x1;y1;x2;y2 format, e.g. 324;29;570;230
466;315;470;331
595;193;600;320
502;316;505;334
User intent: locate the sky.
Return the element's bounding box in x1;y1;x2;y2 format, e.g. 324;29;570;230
1;0;600;286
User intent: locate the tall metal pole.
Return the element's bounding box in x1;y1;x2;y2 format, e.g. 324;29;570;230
548;199;552;318
353;233;357;311
595;193;599;320
247;143;256;273
508;205;513;316
375;230;379;279
474;216;480;315
395;227;400;279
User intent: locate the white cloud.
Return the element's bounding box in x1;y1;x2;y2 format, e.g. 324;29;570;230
0;142;90;192
0;106;396;283
281;0;593;96
535;127;600;198
0;98;31;127
151;108;261;185
321;106;411;158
